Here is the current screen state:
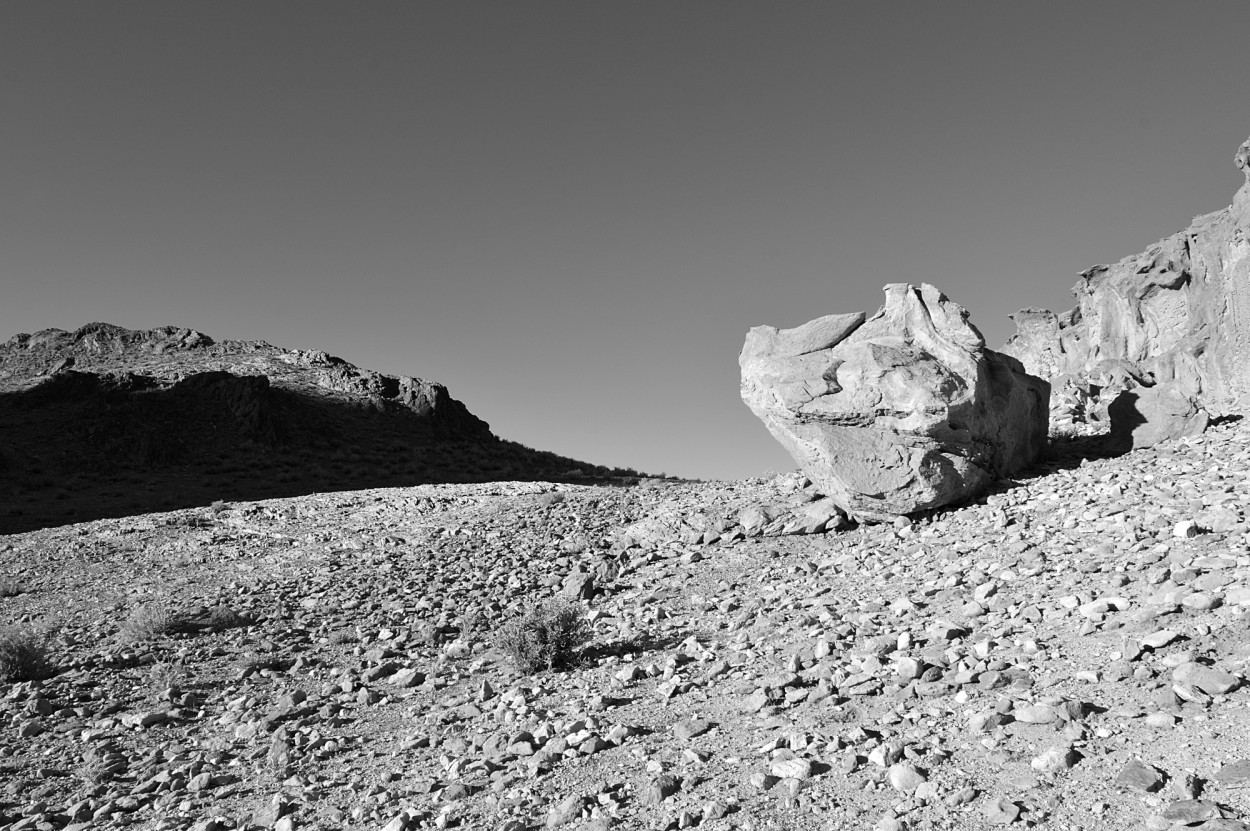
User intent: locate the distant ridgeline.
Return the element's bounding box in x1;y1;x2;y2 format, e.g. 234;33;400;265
0;323;642;533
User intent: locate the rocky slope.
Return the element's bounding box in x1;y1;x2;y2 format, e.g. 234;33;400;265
0;324;644;534
1;422;1248;831
1003;133;1250;428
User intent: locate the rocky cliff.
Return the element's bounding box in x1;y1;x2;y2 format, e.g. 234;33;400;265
1003;134;1250;424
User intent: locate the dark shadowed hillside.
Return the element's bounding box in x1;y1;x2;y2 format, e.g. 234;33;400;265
0;324;646;533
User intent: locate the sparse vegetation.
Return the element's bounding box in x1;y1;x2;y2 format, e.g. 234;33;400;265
496;599;593;673
148;659;187;697
461;607;490;637
0;627;55;681
1049;422;1081;441
76;756;114;787
119;601;187;642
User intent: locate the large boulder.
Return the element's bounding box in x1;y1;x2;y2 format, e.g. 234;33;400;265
1108;383;1210;451
741;283;1050;522
1003;132;1250;433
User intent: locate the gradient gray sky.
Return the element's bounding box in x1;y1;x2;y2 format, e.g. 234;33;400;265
3;2;1248;480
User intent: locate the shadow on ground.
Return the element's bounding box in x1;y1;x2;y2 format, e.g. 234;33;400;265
580;629;692;665
0;376;644;534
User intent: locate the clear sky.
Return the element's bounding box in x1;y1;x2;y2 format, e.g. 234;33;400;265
3;2;1248;480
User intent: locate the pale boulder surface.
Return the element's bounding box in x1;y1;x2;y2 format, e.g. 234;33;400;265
1003;133;1250;428
740;283;1049;521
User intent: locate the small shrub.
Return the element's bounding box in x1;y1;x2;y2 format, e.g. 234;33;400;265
496;599;592;673
0;627;56;682
148;659;187;697
120;602;187;642
1048;422;1080;441
461;608;490;637
77;757;112;786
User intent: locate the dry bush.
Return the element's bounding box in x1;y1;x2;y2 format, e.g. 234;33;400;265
1048;422;1080;441
0;627;56;682
148;659;188;697
120;601;187;642
460;607;490;638
496;599;592;673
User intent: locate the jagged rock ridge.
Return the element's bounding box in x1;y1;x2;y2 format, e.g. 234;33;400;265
1003;133;1250;428
0;322;490;438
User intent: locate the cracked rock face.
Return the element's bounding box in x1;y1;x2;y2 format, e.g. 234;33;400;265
740;283;1049;522
1003;132;1250;430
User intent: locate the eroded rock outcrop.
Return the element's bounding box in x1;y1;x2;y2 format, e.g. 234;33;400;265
741;284;1049;521
0;322;491;439
1003;133;1250;433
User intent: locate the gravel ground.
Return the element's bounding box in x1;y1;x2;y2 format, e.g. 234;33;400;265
2;420;1249;831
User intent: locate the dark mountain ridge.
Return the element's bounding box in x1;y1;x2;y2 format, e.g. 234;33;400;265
0;323;643;533
1;323;490;435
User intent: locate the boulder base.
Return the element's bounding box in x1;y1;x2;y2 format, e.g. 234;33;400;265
740;284;1049;522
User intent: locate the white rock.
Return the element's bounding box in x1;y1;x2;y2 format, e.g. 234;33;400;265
1173;520;1203;538
887;763;927;793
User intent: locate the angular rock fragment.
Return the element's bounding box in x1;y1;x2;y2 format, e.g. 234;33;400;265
886;763;926;793
1162;800;1222;824
1013;704;1057;724
672;717;711;742
983;798;1022;825
1173;662;1240;695
546;794;587;828
640;774;681;805
1116;760;1165;792
1214;759;1250;788
1031;745;1080;773
772;757;813;780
